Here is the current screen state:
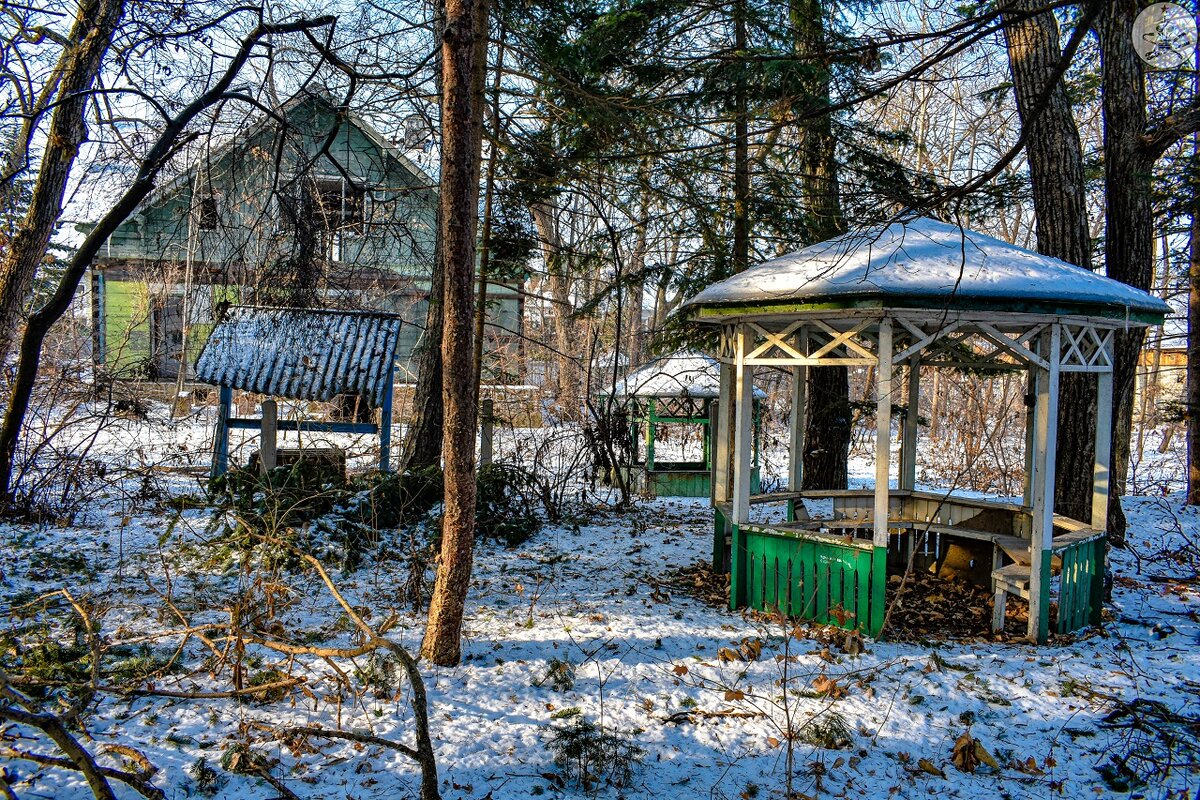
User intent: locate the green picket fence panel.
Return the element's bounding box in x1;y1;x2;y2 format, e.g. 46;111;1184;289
735;526;885;637
1055;536;1104;634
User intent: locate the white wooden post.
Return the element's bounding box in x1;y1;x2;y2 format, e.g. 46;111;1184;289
1092;369;1113;531
874;318;893;548
900;357;920;491
789;330;808;503
713;357;734;505
730;325;755;608
732;325;755;527
1023;369;1036;508
1029;324;1061;643
260;398;278;473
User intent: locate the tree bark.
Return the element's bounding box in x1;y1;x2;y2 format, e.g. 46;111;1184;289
792;0;850;491
0;0;125;364
1002;0;1096;524
421;0;489;667
1099;0;1157;544
402;1;449;473
403;245;445;472
1189;188;1200;504
530;202;580;416
731;0;750;275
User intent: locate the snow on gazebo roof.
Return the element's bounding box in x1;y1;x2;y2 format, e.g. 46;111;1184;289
610;351;766;399
194;306;403;406
684;216;1170;324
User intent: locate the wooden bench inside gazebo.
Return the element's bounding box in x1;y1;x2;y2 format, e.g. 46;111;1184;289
683;217;1169;642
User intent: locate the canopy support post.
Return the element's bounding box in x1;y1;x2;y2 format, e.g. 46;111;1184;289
380;358;396;472
212;385;232;479
1029;324;1061;643
730;325;754;609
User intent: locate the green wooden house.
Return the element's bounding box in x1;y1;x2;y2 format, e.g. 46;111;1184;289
88;91;520;381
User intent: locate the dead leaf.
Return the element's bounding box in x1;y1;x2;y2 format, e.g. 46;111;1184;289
918;758;945;778
812;674;846;699
673;664;689;676
724;689;745;701
951;731;998;773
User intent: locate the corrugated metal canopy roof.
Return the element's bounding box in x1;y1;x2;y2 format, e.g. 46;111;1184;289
194;306;403;406
684;217;1171;324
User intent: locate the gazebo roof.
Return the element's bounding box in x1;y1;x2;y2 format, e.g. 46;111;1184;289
683;217;1170;324
610;351;766;399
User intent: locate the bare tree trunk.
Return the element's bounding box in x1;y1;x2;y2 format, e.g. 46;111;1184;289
403;248;445;471
530;202;580;416
402;0;449;473
1099;0;1157;545
421;0;489;667
792;0;850;491
1002;0;1095;524
1189;192;1200;504
0;0;125;364
731;0;750;275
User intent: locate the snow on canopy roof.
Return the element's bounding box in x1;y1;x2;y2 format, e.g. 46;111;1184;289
684;217;1170;324
611;352;766;399
194;306;403;406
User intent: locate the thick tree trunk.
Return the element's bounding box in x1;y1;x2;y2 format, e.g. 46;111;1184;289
403;245;445;472
530;202;580;416
793;0;850;490
0;0;125;364
1099;0;1157;545
1002;0;1096;524
1189;197;1200;504
731;0;750;275
421;0;489;667
403;1;449;473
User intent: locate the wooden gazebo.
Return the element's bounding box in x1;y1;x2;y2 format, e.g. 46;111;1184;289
608;351;763;497
684;217;1169;642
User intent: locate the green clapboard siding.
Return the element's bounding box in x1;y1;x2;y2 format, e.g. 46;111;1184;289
1056;537;1104;634
103;279;151;373
644;466;758;498
734;525;886;637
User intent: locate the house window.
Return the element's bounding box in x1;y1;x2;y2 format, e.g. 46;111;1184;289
312;176;366;235
197;195;219;230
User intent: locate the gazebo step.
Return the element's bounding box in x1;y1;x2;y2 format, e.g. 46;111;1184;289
992;563;1032;592
992;535;1032;565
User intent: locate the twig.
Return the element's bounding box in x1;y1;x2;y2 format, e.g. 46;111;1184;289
1;747;164;800
285;725;421;761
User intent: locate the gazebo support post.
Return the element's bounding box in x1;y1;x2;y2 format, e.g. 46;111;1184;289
871;318;893;636
900;357;920;492
712;360;734;571
789;361;807;522
730;325;755;609
1029;324;1061;642
1023;370;1036;508
1090;368;1113;625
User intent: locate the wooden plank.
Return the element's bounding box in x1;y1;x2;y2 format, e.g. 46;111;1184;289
869;547;887;637
855;551;870;632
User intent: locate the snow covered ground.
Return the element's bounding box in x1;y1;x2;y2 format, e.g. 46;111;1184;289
1;419;1197;799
